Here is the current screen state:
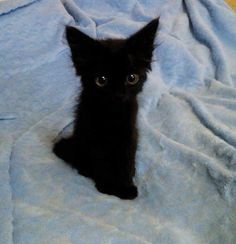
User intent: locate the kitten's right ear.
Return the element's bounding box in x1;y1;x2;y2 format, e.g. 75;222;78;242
66;26;100;75
126;18;159;70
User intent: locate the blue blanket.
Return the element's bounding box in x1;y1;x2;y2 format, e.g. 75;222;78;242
1;0;236;243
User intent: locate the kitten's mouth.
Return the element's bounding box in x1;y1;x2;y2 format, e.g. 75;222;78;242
113;94;129;102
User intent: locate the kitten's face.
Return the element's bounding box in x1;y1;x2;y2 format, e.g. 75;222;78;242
66;18;159;102
76;39;148;102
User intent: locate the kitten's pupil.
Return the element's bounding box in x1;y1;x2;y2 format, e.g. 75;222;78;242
95;76;107;87
126;74;139;85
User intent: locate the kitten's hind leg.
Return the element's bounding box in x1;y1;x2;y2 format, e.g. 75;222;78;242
53;137;92;178
53;137;77;164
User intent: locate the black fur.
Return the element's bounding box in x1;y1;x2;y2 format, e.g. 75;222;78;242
53;18;158;199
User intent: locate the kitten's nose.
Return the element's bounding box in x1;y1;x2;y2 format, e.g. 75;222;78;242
114;92;127;101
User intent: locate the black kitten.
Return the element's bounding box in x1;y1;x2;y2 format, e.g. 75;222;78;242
53;18;158;199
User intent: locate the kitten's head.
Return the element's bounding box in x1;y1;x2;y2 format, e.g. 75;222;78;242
66;18;159;102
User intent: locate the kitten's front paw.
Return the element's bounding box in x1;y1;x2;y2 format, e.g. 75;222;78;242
118;185;138;200
95;183;138;200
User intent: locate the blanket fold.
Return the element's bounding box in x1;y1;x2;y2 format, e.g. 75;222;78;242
0;136;13;244
0;0;236;243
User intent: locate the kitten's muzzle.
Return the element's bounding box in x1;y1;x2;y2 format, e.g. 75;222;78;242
113;93;128;102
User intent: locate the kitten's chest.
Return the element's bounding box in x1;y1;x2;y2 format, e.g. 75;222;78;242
92;114;129;138
92;104;133;131
77;99;137;137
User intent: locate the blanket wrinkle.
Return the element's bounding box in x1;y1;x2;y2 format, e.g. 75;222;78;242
143;112;234;172
184;0;232;85
0;137;14;244
8;139;17;244
62;0;94;27
5;100;76;242
171;91;236;147
200;0;236;41
0;116;17;121
141;106;236;201
0;0;37;17
18;202;152;244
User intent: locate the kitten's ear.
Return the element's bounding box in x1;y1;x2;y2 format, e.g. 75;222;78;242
126;18;159;70
66;26;100;75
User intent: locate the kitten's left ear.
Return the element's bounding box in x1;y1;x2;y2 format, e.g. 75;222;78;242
126;18;159;70
66;26;101;75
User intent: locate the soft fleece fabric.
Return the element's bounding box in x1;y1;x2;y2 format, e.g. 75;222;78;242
0;0;236;243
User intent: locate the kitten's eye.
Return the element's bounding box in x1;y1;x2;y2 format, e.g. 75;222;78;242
95;76;108;87
126;74;139;85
